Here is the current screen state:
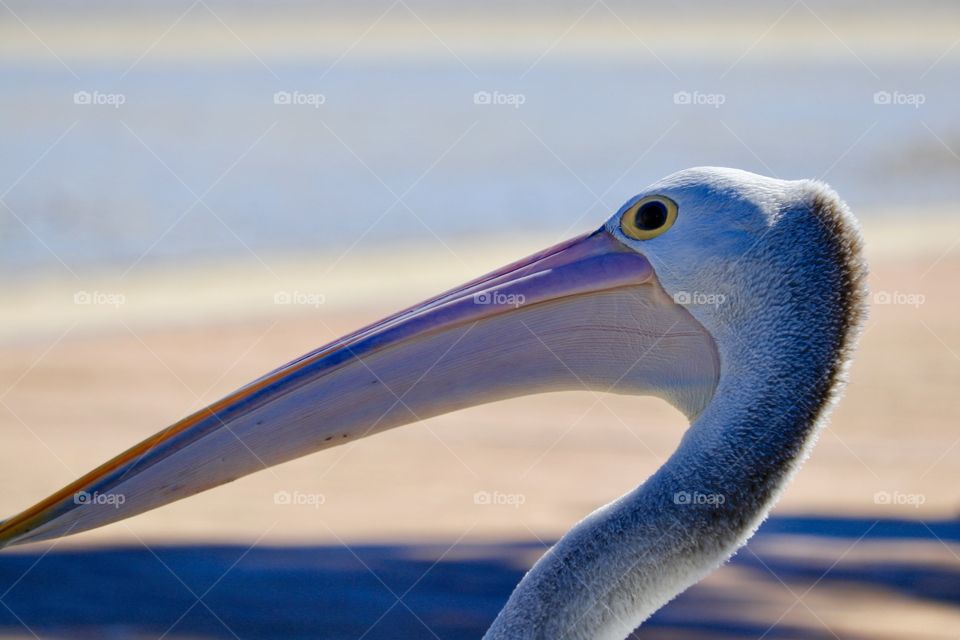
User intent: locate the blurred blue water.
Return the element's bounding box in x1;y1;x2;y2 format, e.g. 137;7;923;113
0;516;955;639
1;57;956;274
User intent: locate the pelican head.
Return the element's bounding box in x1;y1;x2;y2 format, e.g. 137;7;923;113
0;167;867;639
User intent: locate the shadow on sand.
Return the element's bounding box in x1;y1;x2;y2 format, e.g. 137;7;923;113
0;516;957;639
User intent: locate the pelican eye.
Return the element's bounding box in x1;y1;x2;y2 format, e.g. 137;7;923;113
620;195;678;240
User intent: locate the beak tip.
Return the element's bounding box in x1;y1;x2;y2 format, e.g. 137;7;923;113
0;524;17;551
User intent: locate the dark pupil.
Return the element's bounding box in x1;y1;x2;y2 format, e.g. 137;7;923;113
634;201;668;230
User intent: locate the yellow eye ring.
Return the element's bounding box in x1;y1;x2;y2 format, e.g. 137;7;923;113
619;195;678;240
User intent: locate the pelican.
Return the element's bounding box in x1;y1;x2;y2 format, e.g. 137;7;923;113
0;167;866;639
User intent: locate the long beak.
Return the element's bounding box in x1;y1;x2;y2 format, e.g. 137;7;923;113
0;229;719;548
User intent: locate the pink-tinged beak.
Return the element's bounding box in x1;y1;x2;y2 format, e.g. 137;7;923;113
0;229;719;548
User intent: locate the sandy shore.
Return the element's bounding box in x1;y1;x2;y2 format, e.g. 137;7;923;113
1;218;959;637
0;2;956;63
3;5;960;62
